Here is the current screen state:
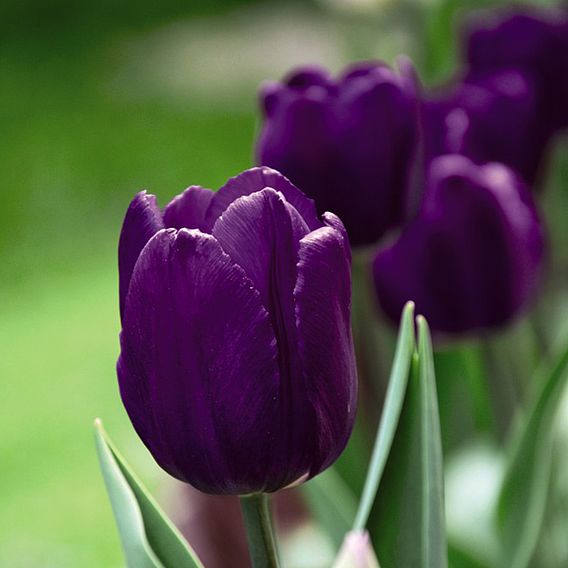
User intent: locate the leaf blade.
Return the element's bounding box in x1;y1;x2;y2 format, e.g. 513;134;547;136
95;420;203;568
496;340;568;568
417;316;447;568
370;315;447;568
353;301;416;530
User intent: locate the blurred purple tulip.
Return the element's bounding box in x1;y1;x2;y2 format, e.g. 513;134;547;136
373;155;545;336
117;167;357;494
256;59;418;247
423;68;548;185
464;7;568;133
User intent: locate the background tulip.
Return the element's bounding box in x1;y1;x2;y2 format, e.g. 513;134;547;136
256;60;418;247
117;167;357;495
373;155;545;336
422;68;546;185
464;8;568;134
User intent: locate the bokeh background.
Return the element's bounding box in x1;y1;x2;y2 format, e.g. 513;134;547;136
2;0;568;566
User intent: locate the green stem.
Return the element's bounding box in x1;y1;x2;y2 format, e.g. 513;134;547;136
240;494;280;568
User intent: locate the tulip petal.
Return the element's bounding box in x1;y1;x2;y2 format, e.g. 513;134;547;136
118;191;164;321
118;228;284;494
163;185;214;231
294;223;357;474
212;187;309;310
211;188;321;487
285;65;333;89
205;166;321;231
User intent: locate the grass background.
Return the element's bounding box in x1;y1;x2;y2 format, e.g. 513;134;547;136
0;5;255;564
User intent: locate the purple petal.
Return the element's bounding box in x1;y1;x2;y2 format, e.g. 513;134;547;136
212;188;309;308
339;60;388;83
294;224;357;474
205;167;321;231
118;228;285;494
163;185;214;231
284;65;333;90
212;188;326;486
335;75;417;244
211;188;305;395
118;191;164;321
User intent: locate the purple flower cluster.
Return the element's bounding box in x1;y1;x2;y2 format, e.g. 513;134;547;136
257;7;567;336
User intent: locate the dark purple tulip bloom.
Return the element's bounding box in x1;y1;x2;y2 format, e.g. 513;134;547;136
117;167;357;494
464;7;568;132
256;59;418;247
423;68;547;185
373;155;545;336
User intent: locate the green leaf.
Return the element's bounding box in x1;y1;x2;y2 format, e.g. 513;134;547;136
496;340;568;568
448;542;492;568
353;301;416;531
94;420;204;568
301;467;358;550
370;316;447;568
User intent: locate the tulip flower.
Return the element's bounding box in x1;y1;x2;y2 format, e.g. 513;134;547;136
373;155;545;336
464;7;568;133
256;59;418;247
117;166;357;495
423;68;547;185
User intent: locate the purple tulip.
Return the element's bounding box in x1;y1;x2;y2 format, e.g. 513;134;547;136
373;155;545;336
117;167;357;494
423;68;547;185
464;7;568;133
256;59;418;247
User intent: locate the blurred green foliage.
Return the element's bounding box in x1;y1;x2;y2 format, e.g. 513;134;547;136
0;3;256;565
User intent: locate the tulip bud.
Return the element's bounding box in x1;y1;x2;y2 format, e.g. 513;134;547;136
423;68;547;185
332;530;380;568
464;7;568;133
256;60;418;247
117;167;357;494
373;155;545;336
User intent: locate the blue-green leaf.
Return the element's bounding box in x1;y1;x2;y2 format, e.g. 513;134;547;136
496;340;568;568
371;315;447;568
94;420;203;568
353;301;416;531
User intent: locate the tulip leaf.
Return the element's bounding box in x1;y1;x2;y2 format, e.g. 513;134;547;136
353;300;416;530
496;340;568;568
448;542;492;568
302;467;358;550
94;420;203;568
370;316;447;568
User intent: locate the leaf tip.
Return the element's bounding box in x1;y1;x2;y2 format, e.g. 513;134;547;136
416;314;431;337
402;300;415;319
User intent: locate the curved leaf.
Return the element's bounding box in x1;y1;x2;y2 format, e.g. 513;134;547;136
496;341;568;568
94;420;203;568
353;301;416;530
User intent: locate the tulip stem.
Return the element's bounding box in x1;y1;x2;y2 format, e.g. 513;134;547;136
240;493;281;568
